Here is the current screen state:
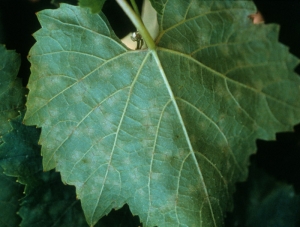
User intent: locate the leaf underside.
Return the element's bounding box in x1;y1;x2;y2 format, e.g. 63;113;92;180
24;2;300;227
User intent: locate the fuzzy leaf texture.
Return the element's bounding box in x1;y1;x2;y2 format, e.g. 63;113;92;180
24;2;300;227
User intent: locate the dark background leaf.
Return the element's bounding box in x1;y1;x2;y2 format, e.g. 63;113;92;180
0;45;25;137
51;0;77;7
0;44;25;227
225;164;300;227
0;113;142;226
0;112;41;193
0;113;87;227
78;0;106;13
0;113;140;226
0;166;23;227
18;170;89;227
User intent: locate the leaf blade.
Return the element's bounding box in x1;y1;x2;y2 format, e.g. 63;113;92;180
24;2;300;227
0;166;23;227
79;0;106;13
0;112;98;227
0;45;25;137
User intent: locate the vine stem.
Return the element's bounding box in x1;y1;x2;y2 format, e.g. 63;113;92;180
130;0;141;17
116;0;156;50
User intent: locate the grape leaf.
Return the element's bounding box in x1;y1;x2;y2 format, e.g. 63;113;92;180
226;165;300;227
0;112;42;193
246;184;300;227
51;0;78;7
18;170;89;227
0;166;23;227
19;170;141;227
24;2;300;227
245;180;300;227
0;112;91;227
0;45;25;139
0;111;140;227
0;45;25;227
79;0;106;13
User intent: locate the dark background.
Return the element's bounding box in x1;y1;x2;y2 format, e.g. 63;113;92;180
0;0;299;226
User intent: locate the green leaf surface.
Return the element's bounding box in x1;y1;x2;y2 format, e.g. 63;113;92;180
0;113;89;226
19;170;140;227
226;165;300;227
0;112;140;227
0;166;23;227
0;45;25;227
0;112;42;193
51;0;78;7
245;181;300;227
24;2;300;227
18;170;89;227
20;174;141;227
79;0;106;13
0;45;25;138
